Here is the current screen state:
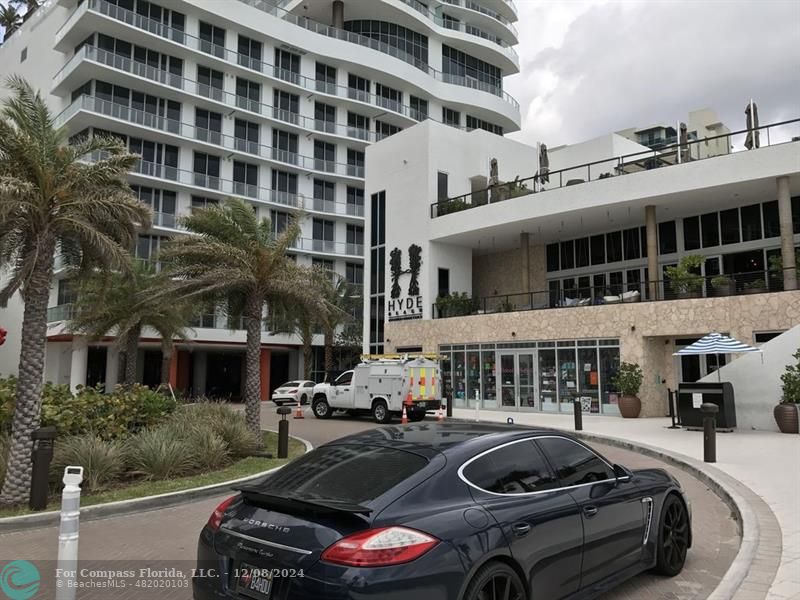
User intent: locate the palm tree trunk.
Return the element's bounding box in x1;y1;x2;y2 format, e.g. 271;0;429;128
160;341;173;387
0;251;53;505
123;325;141;385
243;295;263;437
324;328;334;382
303;340;313;381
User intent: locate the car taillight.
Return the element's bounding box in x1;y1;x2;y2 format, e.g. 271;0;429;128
207;495;237;532
321;527;438;567
287;389;298;394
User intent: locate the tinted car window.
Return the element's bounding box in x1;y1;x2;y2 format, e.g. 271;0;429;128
283;381;301;387
536;437;614;487
463;440;558;494
303;382;315;388
261;444;428;504
335;372;353;385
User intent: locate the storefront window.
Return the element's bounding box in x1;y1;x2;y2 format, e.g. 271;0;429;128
577;347;600;414
499;354;515;408
441;352;452;407
518;354;536;409
481;351;497;407
539;349;557;411
558;347;577;410
600;346;620;415
453;351;466;407
466;350;481;407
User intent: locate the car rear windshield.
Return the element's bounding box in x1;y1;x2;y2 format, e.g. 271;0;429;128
259;444;429;504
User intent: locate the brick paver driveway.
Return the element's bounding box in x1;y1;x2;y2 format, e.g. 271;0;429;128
0;405;738;599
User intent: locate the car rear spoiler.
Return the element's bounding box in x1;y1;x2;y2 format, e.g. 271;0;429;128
235;485;373;517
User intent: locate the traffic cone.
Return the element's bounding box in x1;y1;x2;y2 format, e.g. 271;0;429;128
437;405;445;422
294;403;304;419
401;404;408;424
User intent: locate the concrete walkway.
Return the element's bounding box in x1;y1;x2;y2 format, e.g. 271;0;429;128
452;408;800;600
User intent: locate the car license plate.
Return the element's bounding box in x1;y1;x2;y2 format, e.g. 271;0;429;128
236;563;273;600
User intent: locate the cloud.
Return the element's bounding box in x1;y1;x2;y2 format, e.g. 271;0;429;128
505;0;800;147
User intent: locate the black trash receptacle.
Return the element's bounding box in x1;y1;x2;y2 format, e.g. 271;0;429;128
677;382;736;430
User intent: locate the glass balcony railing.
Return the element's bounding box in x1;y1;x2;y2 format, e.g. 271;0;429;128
56;0;519;110
47;304;75;323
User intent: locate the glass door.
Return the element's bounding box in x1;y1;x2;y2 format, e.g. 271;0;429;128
518;353;536;410
539;349;558;412
499;354;516;408
558;347;577;412
577;346;600;414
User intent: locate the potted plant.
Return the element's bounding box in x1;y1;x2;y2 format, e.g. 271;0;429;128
612;361;643;418
435;295;451;318
742;278;767;295
710;274;735;297
665;255;704;299
776;349;800;434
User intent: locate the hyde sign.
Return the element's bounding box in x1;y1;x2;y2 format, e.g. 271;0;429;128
387;244;423;321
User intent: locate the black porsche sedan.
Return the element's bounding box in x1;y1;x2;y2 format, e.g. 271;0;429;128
193;423;691;600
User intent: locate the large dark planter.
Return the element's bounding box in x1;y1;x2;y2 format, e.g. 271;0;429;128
741;286;767;295
774;404;799;434
710;283;736;297
618;394;641;418
677;289;702;299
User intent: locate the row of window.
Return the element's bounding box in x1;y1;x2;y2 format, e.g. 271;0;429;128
547;227;649;273
442;44;503;91
343;20;429;66
369;191;387;355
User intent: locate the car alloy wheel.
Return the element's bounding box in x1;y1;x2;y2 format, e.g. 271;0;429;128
465;562;526;600
656;495;689;576
372;400;391;424
313;398;332;419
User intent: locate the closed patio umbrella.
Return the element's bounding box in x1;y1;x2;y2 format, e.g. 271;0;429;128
744;100;760;150
539;143;549;184
673;332;761;381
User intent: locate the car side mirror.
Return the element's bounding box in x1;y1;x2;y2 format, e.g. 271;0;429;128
613;464;631;480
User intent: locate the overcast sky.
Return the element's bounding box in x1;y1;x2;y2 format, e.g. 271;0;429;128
504;0;800;147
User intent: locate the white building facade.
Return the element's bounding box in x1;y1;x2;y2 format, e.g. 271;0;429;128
0;0;521;398
365;118;800;429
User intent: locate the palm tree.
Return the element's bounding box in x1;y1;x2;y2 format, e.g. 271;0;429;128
69;260;195;387
314;270;360;381
0;4;22;41
0;76;150;504
159;198;319;435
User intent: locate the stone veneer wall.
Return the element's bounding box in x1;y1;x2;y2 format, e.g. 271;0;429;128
473;244;547;298
384;291;800;417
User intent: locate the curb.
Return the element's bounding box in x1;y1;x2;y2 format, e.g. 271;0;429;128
450;417;763;600
0;432;313;534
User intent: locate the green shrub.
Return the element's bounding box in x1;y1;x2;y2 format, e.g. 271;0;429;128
166;402;258;458
781;349;800;405
125;427;195;480
214;413;260;457
51;435;125;492
612;362;643;396
185;424;231;471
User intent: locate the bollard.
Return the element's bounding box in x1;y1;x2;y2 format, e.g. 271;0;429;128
474;389;481;422
446;398;452;418
667;389;681;429
276;406;291;459
56;466;84;600
30;426;57;510
573;398;583;431
700;402;719;463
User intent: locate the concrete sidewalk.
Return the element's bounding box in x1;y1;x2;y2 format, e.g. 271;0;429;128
452;408;800;599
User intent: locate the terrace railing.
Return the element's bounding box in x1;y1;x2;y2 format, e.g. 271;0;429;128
431;118;800;218
432;268;798;319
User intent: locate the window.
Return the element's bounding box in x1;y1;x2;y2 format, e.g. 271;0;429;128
438;268;450;298
237;34;262;69
197;66;223;100
344;20;428;66
442;107;460;127
272;130;298;164
314;141;335;172
410;95;428;121
466;116;503;136
442;44;502;95
263;445;428;505
347;74;370;102
274;49;300;83
762;201;780;238
720;208;740;245
273;89;299;123
233;161;258;197
347;262;364;286
313;258;336;276
701;212;719;248
235;77;260;112
462;440;558;494
131;185;176;227
560;240;575;270
437;172;448;202
234;119;259;153
193;152;220;188
271;169;297;205
793;196;800;234
313;218;335;252
590;235;605;266
754;331;786;344
346;224;363;254
658;221;677;254
536;437;614;487
376;120;401;140
740;204;762;241
346;186;364;216
270;210;291;235
623;228;640;260
347;149;364;177
315;62;337;94
313;179;335;211
57;279;77;306
315;102;336;133
195;108;222;144
198;21;225;57
347;111;370;140
191;195;218;212
604;231;621;263
683;216;701;251
375;83;402;111
546;244;559;272
128;138;178;177
575;237;590;268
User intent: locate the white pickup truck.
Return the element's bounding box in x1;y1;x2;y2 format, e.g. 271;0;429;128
311;356;443;424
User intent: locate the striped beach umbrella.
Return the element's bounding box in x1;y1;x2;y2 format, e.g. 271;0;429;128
673;332;761;380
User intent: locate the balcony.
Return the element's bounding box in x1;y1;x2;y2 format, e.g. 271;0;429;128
47;304;75;323
433;269;799;319
431;118;800;218
295;238;363;257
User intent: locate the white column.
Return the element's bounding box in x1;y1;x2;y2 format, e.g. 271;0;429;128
777;176;797;291
104;346;119;393
646;205;659;299
69;337;88;394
